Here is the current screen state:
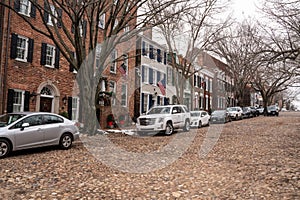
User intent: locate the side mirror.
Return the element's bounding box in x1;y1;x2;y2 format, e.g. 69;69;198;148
21;123;30;130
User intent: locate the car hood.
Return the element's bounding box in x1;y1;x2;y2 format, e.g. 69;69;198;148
139;114;171;118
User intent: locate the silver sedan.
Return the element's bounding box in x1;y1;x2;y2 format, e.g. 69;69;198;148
0;112;80;158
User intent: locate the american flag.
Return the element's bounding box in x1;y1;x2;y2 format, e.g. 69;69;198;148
118;63;127;77
157;79;166;95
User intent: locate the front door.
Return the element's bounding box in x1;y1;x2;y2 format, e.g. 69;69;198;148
40;97;52;112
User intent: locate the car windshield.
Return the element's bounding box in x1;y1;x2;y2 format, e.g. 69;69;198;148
190;112;200;117
227;107;236;111
212;111;225;116
0;113;26;127
147;107;171;115
268;105;276;109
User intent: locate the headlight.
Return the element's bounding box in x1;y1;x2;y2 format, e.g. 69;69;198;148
157;117;164;123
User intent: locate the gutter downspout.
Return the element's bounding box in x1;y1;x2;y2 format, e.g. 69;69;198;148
1;0;11;113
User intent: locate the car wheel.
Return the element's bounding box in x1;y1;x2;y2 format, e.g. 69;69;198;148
59;133;73;149
198;121;202;128
165;122;174;135
207;121;210;126
0;139;11;158
183;120;190;131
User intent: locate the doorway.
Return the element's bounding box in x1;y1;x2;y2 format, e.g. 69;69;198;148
40;97;53;112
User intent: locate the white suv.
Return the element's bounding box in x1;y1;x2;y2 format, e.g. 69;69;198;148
226;106;243;120
136;105;191;135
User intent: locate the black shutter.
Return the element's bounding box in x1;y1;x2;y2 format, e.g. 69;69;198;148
163;52;167;65
149;45;154;59
194;75;196;86
27;38;34;63
43;2;49;22
40;43;47;65
7;89;14;113
149;68;153;84
142;41;146;56
157;49;161;62
30;0;36;18
157;71;161;82
198;76;201;87
149;95;153;110
10;33;18;59
14;0;20;12
157;96;160;105
54;47;60;69
67;97;72;120
24;91;30;111
141;93;144;113
69;52;75;72
142;65;145;82
56;8;62;28
82;20;87;38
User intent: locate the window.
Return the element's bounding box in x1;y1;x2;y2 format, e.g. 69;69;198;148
110;49;117;73
142;93;149;113
45;44;55;68
120;54;128;75
142;41;149;57
47;4;57;26
41;43;59;68
95;44;102;68
98;13;105;29
124;24;130;32
109;81;116;105
72;97;79;122
43;115;63;124
13;90;24;112
16;36;28;62
142;65;149;83
19;0;31;16
14;115;43;129
121;84;127;106
113;19;118;30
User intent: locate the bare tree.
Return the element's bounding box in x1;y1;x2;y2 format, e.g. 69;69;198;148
0;0;187;134
153;0;230;105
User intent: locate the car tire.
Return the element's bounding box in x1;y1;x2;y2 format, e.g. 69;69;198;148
59;133;73;149
165;122;174;135
198;121;202;128
183;120;190;132
207;121;210;126
0;139;11;158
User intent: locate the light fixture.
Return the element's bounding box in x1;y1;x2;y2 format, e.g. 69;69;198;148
62;95;67;105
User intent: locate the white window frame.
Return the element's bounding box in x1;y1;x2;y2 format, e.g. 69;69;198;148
152;69;156;85
144;42;149;57
19;0;31;16
16;35;29;62
124;24;130;32
72;97;80;122
98;13;105;29
47;4;57;26
143;66;149;83
45;44;56;68
109;81;116;105
121;84;127;107
123;54;128;75
142;93;149;113
110;49;117;73
13;90;24;112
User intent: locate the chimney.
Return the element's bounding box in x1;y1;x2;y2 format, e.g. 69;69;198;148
143;23;152;39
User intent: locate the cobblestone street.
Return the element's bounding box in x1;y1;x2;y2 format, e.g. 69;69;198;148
0;112;299;199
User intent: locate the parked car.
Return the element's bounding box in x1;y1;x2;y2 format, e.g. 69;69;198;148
136;105;191;135
250;106;259;117
267;105;279;116
226;106;243;120
0;112;80;158
210;110;231;124
257;107;264;115
242;107;252;118
190;110;210;128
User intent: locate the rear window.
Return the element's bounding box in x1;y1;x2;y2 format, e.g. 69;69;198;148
43;115;64;124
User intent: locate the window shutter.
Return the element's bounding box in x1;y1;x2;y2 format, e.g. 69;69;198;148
7;89;14;113
157;96;160;105
163;52;167;65
40;43;47;65
67;97;72;120
56;8;62;28
43;2;49;22
27;38;34;63
149;95;153;110
149;68;153;84
163;74;166;87
157;71;160;82
198;76;201;87
24;91;30;111
141;93;145;113
157;49;161;62
142;41;146;56
10;33;18;59
149;45;154;59
54;47;60;69
142;65;145;82
30;0;36;18
82;20;87;38
194;75;196;86
14;0;20;12
69;52;75;72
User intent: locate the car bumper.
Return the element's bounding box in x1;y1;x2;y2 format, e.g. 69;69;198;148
190;120;199;127
136;123;165;132
73;131;80;141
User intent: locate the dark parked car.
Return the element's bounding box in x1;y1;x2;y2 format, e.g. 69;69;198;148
210;110;231;124
250;106;259;117
0;112;80;158
242;107;252;118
